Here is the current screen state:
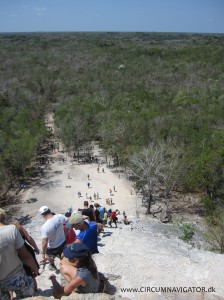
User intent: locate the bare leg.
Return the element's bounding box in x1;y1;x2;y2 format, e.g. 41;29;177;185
9;290;14;300
46;254;55;266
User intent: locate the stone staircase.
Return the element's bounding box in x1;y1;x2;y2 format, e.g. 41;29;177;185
23;216;224;300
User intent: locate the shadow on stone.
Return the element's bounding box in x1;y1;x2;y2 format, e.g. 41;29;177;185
102;232;113;237
26;197;38;203
15;214;32;225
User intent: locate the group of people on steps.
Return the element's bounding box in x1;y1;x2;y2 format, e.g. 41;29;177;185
0;198;129;299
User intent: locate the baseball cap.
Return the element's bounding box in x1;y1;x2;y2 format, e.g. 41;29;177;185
66;213;83;228
63;242;90;259
39;206;50;215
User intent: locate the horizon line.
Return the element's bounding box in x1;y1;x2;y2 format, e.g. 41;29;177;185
0;30;224;35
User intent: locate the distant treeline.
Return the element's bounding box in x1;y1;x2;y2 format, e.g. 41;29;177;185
0;32;224;205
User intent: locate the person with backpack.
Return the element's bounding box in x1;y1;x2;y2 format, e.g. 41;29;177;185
0;209;39;299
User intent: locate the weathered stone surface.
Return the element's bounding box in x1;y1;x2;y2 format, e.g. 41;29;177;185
25;294;129;300
138;293;224;300
25;292;224;300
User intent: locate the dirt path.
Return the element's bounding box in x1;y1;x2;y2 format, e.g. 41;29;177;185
15;143;138;218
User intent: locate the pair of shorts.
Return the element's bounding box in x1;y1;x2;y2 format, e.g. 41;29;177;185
46;240;66;258
0;269;34;300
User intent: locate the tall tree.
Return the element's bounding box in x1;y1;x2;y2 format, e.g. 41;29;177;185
129;143;181;214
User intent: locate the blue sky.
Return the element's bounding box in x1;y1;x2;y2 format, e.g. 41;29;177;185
0;0;223;33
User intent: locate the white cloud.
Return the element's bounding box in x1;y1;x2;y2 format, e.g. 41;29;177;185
33;7;46;16
34;7;46;12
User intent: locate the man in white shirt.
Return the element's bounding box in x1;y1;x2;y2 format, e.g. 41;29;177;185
39;206;67;270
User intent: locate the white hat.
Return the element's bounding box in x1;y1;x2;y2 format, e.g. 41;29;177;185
39;206;49;215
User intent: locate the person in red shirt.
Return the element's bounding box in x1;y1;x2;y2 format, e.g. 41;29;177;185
64;212;76;245
109;210;118;228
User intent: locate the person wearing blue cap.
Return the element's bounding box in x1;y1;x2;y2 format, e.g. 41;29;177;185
49;243;100;297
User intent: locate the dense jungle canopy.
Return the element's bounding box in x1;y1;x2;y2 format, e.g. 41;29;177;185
0;32;224;211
